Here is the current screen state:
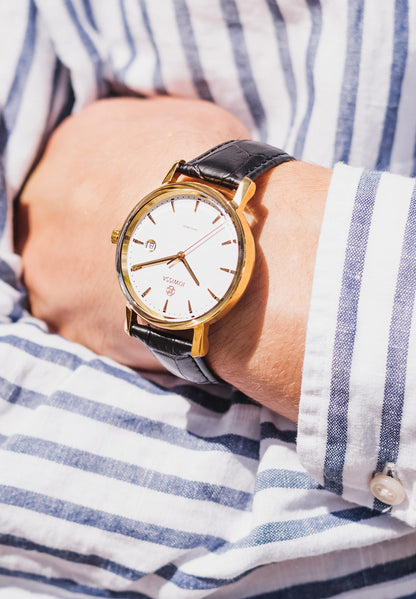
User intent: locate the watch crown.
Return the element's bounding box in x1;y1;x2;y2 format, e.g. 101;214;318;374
111;229;121;244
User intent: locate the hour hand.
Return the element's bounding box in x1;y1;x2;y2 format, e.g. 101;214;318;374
131;253;180;271
181;256;200;286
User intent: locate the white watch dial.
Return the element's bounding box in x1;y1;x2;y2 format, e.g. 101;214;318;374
123;193;241;323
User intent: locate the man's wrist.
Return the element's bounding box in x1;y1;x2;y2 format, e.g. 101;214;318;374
208;160;332;421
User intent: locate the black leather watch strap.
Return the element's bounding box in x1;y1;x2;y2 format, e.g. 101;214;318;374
176;139;294;189
130;324;223;385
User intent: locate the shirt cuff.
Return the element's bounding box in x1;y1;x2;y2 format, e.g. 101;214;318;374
298;162;416;527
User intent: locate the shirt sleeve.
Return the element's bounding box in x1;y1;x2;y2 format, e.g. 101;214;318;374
0;1;75;322
298;162;416;527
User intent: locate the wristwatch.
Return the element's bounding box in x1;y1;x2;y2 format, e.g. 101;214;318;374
111;139;294;384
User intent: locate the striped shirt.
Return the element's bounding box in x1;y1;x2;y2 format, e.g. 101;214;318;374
1;1;416;597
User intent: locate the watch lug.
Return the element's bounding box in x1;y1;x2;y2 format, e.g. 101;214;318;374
234;176;256;211
191;324;209;357
124;305;138;336
162;160;185;184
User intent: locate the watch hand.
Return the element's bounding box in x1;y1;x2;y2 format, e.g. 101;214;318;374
181;256;200;286
168;222;226;272
131;253;181;271
182;222;226;257
165;252;200;285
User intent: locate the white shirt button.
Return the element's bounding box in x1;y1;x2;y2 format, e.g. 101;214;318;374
370;474;406;506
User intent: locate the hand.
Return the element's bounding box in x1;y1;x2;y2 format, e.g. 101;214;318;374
15;96;250;372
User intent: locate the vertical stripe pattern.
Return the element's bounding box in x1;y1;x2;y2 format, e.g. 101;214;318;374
220;0;267;140
376;0;409;170
0;0;36;236
333;0;364;164
173;0;214;101
139;0;167;94
375;182;416;494
63;0;108;97
324;170;381;494
117;0;137;81
265;0;297;145
293;0;322;157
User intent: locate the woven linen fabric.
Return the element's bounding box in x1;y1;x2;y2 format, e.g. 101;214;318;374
0;1;416;597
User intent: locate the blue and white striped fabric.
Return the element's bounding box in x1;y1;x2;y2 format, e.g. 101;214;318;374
1;1;416;597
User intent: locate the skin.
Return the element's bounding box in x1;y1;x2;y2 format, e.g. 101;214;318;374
15;96;331;421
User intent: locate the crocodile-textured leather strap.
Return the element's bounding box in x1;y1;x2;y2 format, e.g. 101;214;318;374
176;139;294;189
130;324;223;385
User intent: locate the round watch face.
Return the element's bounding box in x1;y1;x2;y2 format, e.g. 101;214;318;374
117;183;253;328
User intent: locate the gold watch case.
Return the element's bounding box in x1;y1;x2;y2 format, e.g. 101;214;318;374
112;162;256;357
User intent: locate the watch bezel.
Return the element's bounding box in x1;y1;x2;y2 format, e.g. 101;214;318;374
115;180;255;331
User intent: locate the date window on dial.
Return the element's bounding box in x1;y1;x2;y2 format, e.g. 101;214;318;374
145;239;156;252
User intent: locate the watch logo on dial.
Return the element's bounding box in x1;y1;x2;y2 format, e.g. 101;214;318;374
163;275;185;288
166;285;176;297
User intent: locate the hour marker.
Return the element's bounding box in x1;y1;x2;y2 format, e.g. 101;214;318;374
163;299;169;313
194;200;200;212
221;239;237;245
188;300;193;314
171;200;175;212
148;214;156;225
212;215;221;224
133;239;144;245
208;288;220;302
141;287;151;297
220;267;236;274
